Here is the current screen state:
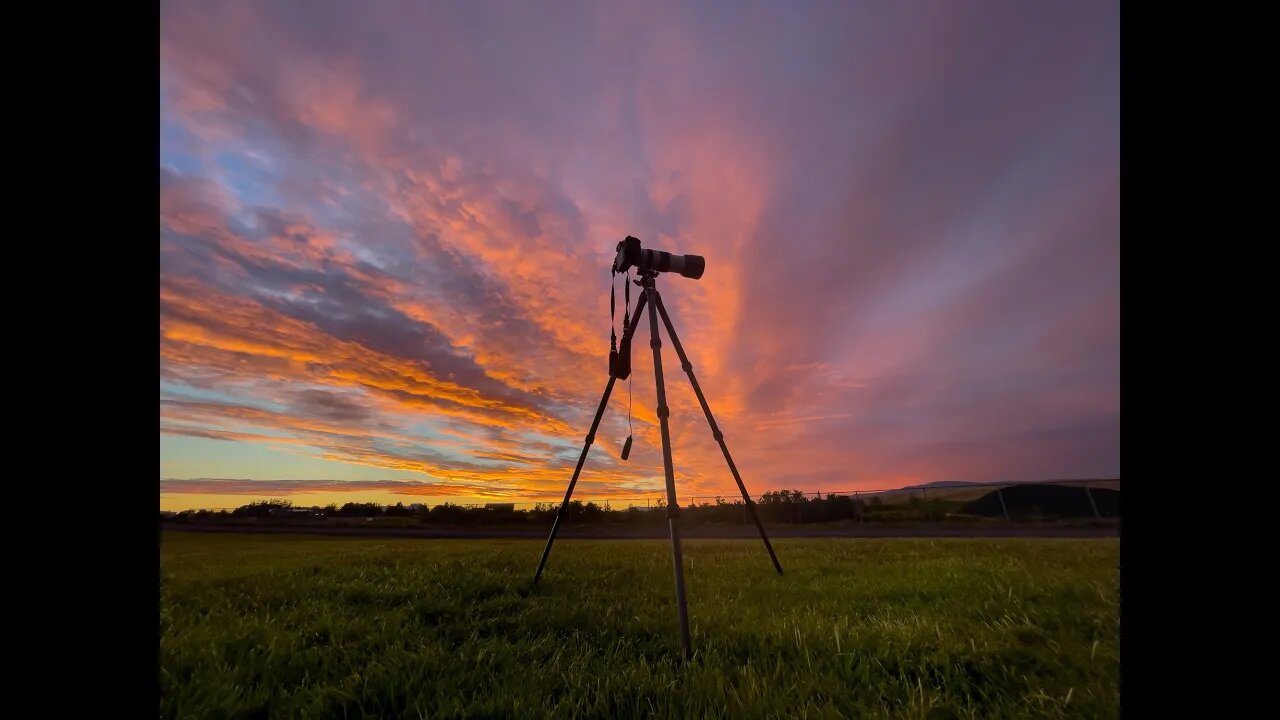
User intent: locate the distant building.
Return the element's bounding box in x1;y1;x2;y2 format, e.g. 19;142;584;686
408;503;425;510
484;503;515;511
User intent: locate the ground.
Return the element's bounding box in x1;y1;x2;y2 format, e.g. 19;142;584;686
160;532;1119;719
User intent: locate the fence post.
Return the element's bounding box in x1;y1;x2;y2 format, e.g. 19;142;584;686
997;487;1011;523
1084;486;1101;519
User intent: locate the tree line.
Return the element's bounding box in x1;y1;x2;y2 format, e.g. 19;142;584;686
161;491;970;526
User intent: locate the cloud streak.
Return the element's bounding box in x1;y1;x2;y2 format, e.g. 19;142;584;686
160;478;533;500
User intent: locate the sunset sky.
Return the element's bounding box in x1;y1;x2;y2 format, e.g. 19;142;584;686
159;0;1119;511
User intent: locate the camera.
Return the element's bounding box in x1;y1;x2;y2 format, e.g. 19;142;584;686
613;236;705;280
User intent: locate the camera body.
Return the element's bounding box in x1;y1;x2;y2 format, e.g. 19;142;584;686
613;236;705;280
612;236;643;274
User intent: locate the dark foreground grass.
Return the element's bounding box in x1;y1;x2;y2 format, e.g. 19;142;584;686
160;532;1118;719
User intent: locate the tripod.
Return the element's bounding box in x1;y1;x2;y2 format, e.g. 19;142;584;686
532;270;784;658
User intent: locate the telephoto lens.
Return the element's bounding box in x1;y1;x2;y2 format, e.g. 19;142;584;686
642;249;705;279
613;236;705;279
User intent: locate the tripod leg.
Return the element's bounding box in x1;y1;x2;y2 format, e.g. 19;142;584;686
645;285;693;659
653;292;784;575
534;294;648;584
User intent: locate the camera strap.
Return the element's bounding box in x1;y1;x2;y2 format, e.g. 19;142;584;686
611;270;632;339
622;269;634;459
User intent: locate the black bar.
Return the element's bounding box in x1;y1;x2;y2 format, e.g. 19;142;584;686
653;292;784;575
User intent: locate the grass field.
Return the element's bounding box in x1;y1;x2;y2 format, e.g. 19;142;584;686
159;532;1119;719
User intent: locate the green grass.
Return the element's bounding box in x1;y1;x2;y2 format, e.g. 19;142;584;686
159;532;1119;719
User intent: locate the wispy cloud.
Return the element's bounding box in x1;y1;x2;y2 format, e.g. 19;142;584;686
160;478;527;499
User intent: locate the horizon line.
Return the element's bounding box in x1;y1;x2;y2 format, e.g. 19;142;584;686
159;476;1121;512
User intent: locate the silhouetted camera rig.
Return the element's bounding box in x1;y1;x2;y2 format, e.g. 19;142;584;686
534;235;782;660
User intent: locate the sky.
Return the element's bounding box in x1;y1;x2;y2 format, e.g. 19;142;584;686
159;0;1119;512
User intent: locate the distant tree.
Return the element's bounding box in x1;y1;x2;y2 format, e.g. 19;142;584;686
337;502;383;518
231;499;293;518
428;502;460;524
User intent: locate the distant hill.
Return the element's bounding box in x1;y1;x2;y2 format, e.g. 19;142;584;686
855;481;980;498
